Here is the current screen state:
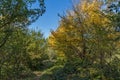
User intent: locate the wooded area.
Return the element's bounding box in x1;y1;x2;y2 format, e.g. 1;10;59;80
0;0;120;80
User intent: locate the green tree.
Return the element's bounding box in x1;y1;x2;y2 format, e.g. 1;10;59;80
0;28;30;79
26;30;49;71
0;0;45;48
0;28;49;79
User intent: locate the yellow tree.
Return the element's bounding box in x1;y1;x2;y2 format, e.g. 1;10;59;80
48;0;120;79
48;0;115;59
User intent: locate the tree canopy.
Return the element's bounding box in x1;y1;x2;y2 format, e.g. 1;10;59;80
0;0;45;48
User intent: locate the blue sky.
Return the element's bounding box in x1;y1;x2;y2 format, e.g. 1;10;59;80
29;0;74;38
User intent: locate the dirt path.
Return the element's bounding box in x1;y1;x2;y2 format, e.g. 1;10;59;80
33;71;43;80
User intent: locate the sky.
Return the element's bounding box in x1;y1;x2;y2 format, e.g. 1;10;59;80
29;0;74;38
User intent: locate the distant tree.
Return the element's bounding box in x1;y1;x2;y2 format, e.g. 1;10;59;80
26;30;49;71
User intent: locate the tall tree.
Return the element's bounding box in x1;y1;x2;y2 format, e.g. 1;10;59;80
48;0;120;79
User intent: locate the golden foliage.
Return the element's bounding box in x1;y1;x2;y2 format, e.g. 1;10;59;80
48;0;119;59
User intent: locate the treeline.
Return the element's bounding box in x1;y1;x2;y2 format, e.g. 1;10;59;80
0;0;120;80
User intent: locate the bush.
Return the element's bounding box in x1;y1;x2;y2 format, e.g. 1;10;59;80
40;58;120;80
40;58;90;80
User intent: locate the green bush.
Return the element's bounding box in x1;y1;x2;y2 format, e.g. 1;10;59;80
40;57;120;80
40;58;90;80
